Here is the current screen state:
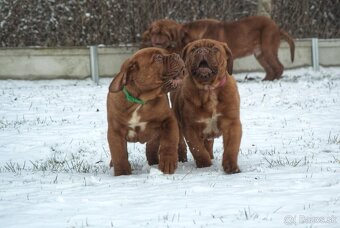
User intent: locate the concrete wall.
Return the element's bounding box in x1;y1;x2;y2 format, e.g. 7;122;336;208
97;46;137;78
234;39;340;72
0;39;339;80
319;39;340;66
0;48;91;80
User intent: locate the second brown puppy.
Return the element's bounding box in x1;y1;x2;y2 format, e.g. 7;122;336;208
172;39;242;173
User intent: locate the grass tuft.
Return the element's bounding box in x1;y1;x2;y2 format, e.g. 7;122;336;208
328;132;340;145
236;207;259;220
1;154;109;175
264;156;308;168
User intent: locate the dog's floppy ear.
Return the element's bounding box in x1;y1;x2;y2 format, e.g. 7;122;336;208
222;43;233;75
109;59;136;93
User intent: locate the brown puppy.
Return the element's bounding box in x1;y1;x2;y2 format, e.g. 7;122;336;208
141;16;295;80
172;39;242;173
140;19;183;54
107;47;185;176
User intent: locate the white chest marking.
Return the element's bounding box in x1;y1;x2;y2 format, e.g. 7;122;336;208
128;105;147;138
197;93;221;135
198;112;222;135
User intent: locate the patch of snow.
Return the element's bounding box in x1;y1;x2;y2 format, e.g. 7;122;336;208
0;67;339;227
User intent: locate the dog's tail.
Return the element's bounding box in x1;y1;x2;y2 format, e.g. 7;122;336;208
280;29;295;62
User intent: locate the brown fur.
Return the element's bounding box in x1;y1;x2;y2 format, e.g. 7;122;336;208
171;39;242;173
142;16;295;80
107;48;185;176
181;16;295;80
140;19;183;54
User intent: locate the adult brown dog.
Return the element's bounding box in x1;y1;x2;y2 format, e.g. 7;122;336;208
181;16;295;80
142;16;295;80
171;39;242;173
107;47;185;176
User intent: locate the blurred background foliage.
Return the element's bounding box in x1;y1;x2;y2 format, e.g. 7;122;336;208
0;0;339;47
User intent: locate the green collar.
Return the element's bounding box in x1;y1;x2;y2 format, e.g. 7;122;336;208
122;86;145;105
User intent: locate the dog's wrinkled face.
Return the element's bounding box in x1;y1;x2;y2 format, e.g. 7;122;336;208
182;39;233;88
109;48;185;94
147;20;180;49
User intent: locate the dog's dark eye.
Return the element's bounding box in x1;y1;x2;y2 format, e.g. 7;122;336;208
191;46;198;52
212;47;219;53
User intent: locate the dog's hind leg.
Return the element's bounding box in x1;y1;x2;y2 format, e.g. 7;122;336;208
265;33;284;79
146;137;160;165
269;55;284;79
255;53;276;81
258;27;284;80
178;132;188;162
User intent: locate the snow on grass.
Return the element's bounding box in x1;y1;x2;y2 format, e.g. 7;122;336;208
0;67;340;227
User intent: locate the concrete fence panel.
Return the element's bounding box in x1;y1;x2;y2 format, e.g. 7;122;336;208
97;46;137;78
0;39;339;80
319;39;340;67
0;48;90;80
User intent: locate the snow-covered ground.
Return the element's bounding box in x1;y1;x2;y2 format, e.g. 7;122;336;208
1;67;339;228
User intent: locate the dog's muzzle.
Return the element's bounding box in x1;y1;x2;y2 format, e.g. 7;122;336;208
162;54;186;91
192;55;217;83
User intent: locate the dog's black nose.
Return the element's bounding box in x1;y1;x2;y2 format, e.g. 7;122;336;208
200;74;210;80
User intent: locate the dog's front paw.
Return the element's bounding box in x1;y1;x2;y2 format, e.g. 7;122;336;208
194;153;212;168
113;161;132;176
159;155;178;174
195;158;212;168
223;161;240;174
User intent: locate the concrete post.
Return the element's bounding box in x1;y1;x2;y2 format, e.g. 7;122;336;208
90;46;99;84
257;0;272;17
312;38;319;71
